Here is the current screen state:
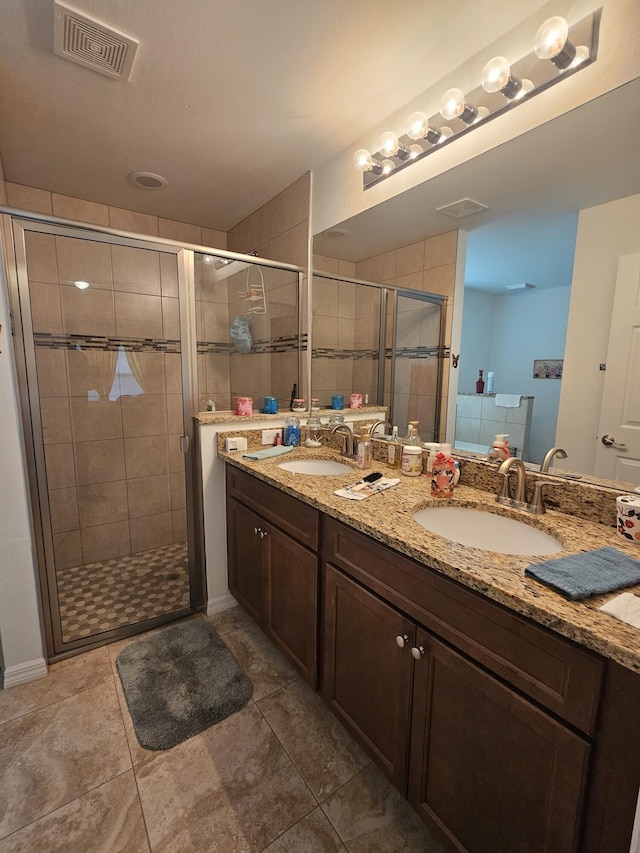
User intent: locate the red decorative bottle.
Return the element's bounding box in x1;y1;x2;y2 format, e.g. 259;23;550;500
476;369;485;394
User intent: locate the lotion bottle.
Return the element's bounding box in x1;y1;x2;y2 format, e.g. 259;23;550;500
388;426;402;468
356;431;372;469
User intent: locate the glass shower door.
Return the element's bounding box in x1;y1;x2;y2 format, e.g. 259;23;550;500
11;219;199;655
391;290;446;442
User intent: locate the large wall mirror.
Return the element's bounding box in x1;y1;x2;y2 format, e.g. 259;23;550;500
313;76;640;490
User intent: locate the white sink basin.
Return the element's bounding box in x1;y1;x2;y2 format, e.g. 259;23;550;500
413;507;563;556
278;459;353;475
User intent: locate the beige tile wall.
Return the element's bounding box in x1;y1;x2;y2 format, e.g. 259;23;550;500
26;230;188;568
5;183;227;250
227;173;310;266
313;230;458;439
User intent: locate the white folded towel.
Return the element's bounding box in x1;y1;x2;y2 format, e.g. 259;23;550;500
495;394;521;408
599;592;640;629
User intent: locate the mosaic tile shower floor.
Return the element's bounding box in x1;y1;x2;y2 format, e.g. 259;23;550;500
56;542;190;642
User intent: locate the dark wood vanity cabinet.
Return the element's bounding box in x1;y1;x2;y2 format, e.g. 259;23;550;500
226;466;319;687
322;517;619;853
225;465;640;851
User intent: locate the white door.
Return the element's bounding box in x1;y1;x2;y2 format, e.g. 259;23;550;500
594;253;640;483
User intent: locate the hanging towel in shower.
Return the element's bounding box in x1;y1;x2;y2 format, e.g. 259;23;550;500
230;316;253;353
495;394;521;408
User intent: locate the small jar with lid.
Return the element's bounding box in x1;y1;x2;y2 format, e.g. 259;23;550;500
401;445;423;476
284;416;301;446
305;416;323;447
292;398;306;413
328;412;344;427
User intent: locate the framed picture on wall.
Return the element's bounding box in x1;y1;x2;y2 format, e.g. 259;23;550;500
533;359;563;379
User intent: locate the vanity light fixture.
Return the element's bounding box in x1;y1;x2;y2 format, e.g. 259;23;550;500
355;10;598;189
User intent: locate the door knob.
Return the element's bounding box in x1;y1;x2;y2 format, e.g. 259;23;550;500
602;434;627;449
395;635;409;648
411;646;425;660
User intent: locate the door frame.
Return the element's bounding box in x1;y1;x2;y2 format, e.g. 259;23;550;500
2;214;203;660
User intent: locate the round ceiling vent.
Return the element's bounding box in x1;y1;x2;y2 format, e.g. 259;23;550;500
321;227;349;239
127;171;168;190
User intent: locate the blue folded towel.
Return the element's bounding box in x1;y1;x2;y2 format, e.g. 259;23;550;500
242;445;293;461
525;547;640;600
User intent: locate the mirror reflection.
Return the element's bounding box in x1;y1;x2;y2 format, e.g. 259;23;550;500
312;77;640;489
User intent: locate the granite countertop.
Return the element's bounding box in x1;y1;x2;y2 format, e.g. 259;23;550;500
196;405;386;425
220;446;640;674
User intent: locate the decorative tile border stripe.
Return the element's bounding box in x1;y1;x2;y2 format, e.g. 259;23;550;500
311;345;450;360
312;348;380;360
198;333;306;356
34;332;182;353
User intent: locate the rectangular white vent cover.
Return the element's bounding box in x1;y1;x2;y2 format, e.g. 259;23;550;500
436;198;489;220
53;0;138;80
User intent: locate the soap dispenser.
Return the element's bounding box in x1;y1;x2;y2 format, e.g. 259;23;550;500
356;431;372;469
487;434;510;462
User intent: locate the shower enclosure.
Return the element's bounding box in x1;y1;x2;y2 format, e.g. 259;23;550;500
2;213;301;660
311;271;447;438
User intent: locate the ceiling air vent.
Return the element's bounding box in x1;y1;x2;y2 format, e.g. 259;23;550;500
53;1;139;81
436;198;489;220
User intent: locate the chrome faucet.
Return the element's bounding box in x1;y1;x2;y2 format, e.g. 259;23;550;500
497;457;528;509
330;423;358;458
540;446;567;473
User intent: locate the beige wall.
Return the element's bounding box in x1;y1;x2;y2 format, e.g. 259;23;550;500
314;231;458;439
557;193;640;474
5;182;227;249
24;230;188;580
227;172;310;267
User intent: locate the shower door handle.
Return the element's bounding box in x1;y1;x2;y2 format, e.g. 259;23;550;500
179;435;190;454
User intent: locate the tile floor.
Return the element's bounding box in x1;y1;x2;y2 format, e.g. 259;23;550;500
0;606;445;852
56;542;190;642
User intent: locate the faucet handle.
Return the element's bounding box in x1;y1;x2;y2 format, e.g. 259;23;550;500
526;480;548;515
496;471;512;506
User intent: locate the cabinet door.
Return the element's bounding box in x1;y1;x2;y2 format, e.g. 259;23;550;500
408;629;590;853
323;564;415;793
264;522;318;687
226;497;265;626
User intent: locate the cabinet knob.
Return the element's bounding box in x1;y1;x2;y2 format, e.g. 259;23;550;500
260;530;268;539
395;635;409;648
411;646;425;660
254;526;260;535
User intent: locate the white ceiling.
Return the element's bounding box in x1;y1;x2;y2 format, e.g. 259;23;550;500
0;0;551;231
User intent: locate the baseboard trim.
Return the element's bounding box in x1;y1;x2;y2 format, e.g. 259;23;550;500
206;593;238;616
3;657;48;688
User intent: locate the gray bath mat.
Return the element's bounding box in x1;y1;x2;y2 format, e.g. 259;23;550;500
116;619;252;750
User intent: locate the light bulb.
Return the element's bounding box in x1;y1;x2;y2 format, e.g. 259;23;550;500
74;280;90;290
481;56;523;100
482;56;511;93
381;159;395;175
408;144;423;160
202;255;215;265
440;88;477;124
379;132;400;156
353;148;374;172
407;112;429;140
534;16;576;69
439;126;453;141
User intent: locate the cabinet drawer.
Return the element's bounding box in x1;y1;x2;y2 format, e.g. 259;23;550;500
324;518;603;734
226;465;320;551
